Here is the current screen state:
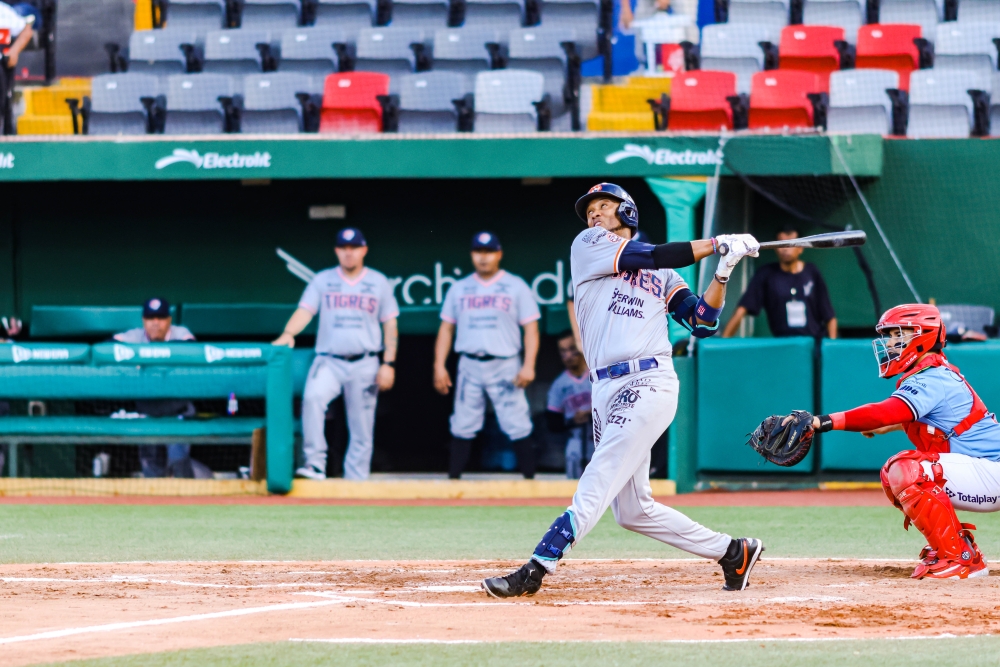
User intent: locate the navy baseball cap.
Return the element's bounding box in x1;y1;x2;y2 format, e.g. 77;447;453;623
336;228;367;247
143;297;171;319
471;231;501;251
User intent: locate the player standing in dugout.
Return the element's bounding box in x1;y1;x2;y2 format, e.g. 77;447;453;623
482;183;765;598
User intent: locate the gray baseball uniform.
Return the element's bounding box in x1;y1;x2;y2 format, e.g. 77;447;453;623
547;369;593;479
441;270;540;440
299;266;399;480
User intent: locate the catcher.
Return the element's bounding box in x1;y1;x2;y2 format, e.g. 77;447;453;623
749;304;999;580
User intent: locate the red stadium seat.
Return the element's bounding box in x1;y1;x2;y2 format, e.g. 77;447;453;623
778;25;844;90
856;24;922;92
748;70;824;129
319;72;390;134
667;71;739;131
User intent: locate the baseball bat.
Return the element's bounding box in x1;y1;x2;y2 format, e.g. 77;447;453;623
717;230;867;255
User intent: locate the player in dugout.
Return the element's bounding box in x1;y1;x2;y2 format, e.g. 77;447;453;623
765;304;1000;580
722;225;837;339
482;184;765;598
546;330;593;479
274;228;399;481
433;232;540;480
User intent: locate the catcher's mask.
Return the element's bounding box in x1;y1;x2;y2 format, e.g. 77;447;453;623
872;304;946;378
575;183;639;232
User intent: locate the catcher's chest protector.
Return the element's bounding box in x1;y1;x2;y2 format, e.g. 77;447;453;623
898;356;988;454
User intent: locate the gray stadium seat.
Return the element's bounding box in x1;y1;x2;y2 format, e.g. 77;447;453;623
538;0;599;57
803;0;863;43
313;0;376;33
240;0;301;29
397;71;465;132
507;27;576;115
164;73;233;134
727;0;789;31
879;0;940;43
279;27;345;77
128;29;198;77
391;0;450;27
934;22;1000;76
938;304;996;337
826;69;898;134
202;30;272;90
354;27;427;91
431;28;500;94
473;69;544;132
88;73;160;136
959;0;1000;22
463;0;525;30
241;72;317;133
164;0;227;33
907;68;990;138
700;23;777;94
991;70;1000;135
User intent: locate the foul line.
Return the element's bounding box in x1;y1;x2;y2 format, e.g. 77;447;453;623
289;633;997;645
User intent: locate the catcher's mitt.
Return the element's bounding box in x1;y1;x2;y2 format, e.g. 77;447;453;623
747;410;815;467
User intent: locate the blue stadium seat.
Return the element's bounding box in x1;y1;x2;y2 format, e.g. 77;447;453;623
279;26;344;78
88;73;160;136
128;29;198;78
396;71;465;132
241;72;318;133
164;73;233;134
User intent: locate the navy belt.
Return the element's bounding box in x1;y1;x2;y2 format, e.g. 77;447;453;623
320;351;378;362
594;357;659;381
461;353;509;362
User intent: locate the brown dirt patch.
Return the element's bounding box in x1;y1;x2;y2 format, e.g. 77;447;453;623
3;557;998;666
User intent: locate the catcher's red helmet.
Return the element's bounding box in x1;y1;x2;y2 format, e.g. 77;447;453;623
872;304;946;378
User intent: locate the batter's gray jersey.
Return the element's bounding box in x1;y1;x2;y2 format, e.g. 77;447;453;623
299;267;400;356
571;228;687;369
440;270;541;358
114;325;195;343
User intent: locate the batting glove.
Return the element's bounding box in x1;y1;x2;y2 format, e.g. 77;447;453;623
714;234;760;282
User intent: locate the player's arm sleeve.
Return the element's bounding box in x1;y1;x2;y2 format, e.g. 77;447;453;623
618;241;697;272
736;268;766;316
819;396;915;432
517;281;541;325
298;278;321;315
380;279;401;322
439;283;457;323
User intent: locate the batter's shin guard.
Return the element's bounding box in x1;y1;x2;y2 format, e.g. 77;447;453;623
531;510;577;574
511;436;536;479
448;437;474;479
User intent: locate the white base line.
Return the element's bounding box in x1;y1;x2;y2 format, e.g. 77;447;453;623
0;599;343;646
40;557;923;566
290;634;996;646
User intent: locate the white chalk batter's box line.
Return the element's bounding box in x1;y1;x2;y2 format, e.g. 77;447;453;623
38;557;925;565
289;634;1000;646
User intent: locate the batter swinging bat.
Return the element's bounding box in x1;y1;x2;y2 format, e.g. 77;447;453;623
717;230;867;255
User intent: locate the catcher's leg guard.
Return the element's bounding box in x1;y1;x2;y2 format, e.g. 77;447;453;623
881;451;986;579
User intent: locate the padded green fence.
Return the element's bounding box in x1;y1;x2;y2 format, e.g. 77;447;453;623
819;339;909;471
696;337;816;473
944;342;1000;414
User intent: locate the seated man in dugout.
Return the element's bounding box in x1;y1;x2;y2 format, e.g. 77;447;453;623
113;298;207;479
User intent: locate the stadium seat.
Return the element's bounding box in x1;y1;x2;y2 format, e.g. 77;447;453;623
431;27;500;94
855;24;921;91
473;69;546;132
164;0;226;33
241;72;318;133
802;0;863;43
279;27;345;78
778;25;846;88
937;304;996;337
878;0;939;43
666;70;739;130
390;0;450;27
933;21;1000;76
239;0;301;29
128;29;199;77
17;79;93;136
726;0;789;32
87;73;160;136
313;0;377;33
462;0;525;30
319;71;390;132
748;69;824;128
991;70;1000;135
826;68;897;134
395;71;465;132
959;0;1000;22
585;77;671;130
354;27;428;91
507;27;578;117
700;23;778;94
202;30;273;90
538;0;600;57
907;68;990;138
163;73;233;134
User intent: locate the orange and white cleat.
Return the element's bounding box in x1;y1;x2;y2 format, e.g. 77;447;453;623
912;525;989;580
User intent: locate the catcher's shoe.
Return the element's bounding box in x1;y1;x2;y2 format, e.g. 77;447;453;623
482;561;545;598
913;527;988;580
719;537;765;591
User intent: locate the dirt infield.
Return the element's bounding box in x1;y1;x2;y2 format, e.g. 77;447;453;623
3;556;999;666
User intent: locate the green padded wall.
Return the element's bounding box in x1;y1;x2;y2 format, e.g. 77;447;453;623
820;339;909;471
697;337;815;473
944;342;1000;414
31;306;175;338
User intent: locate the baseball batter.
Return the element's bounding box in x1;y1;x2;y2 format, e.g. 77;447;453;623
483;183;764;598
434;232;540;479
769;304;1000;579
273;228;399;481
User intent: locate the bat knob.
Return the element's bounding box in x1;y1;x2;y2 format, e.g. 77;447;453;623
717;243;730;256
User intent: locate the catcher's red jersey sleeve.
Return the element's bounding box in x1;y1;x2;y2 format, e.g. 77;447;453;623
830;397;914;431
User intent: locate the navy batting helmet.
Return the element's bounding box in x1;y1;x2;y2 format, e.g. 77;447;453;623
575;183;639;230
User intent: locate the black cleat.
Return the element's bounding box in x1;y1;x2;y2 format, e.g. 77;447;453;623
719;537;765;591
482;560;546;598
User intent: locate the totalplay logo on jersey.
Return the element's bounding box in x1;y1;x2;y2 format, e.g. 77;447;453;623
155;148;272;171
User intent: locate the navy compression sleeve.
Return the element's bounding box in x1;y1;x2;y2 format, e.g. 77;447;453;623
617;241;697;272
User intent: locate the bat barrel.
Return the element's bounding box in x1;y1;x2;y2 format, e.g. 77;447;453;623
718;231;867;255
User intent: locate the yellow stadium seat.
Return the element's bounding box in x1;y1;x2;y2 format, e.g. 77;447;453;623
587;112;656;131
587;78;672;131
17;115;74;135
17;79;92;135
134;0;154;30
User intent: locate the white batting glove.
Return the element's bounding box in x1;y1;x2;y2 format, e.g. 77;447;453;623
714;234;760;282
